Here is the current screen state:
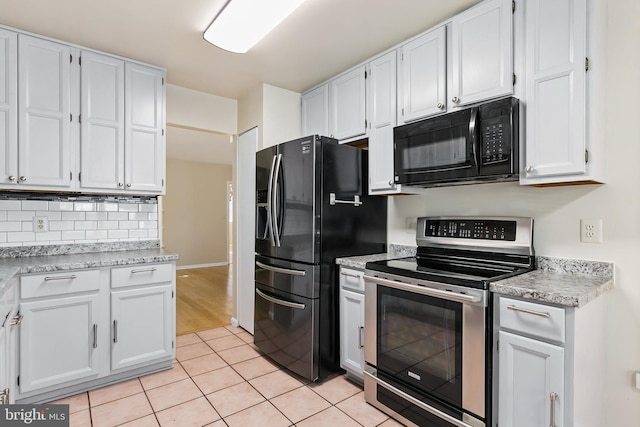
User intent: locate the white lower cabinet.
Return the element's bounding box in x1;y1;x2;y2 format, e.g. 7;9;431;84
19;293;101;394
496;294;607;427
15;262;175;402
498;331;564;427
339;267;365;381
111;285;173;371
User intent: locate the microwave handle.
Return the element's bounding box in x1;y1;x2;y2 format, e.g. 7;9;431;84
469;107;480;174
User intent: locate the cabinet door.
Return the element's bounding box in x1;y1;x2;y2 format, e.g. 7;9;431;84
17;35;72;189
0;29;17;188
80;51;125;191
340;288;365;379
367;52;398;193
125;63;164;193
19;294;100;393
301;84;329;137
450;0;513;107
111;285;173;371
329;66;366;141
499;331;565;427
522;0;587;180
398;26;446;124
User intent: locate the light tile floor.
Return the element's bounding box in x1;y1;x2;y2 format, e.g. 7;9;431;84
50;325;404;427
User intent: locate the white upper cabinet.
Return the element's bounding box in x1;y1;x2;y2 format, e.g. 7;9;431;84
368;52;398;193
0;29;17;188
80;51;125;191
521;0;590;184
329;66;366;141
17;35;73;189
301;84;329;137
397;26;447;124
124;63;165;193
450;0;514;108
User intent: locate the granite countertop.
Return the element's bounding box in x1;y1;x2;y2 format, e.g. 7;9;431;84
0;242;178;296
337;249;614;308
491;256;614;308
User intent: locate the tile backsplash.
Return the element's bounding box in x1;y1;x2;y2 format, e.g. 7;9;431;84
0;195;158;247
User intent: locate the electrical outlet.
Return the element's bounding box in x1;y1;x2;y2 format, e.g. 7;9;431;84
32;216;49;233
580;219;602;243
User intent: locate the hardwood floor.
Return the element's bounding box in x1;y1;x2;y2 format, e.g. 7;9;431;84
176;265;233;335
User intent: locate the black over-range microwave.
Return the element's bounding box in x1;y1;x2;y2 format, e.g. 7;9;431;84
394;96;519;187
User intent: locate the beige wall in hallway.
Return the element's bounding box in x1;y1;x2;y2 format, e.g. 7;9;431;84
164;158;232;267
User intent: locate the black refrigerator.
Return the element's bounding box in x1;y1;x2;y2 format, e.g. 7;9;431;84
254;135;387;382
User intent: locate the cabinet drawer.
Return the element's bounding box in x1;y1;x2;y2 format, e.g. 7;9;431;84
499;297;565;343
340;267;364;292
111;263;173;289
20;270;101;299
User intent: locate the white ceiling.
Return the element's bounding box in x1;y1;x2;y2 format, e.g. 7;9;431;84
0;0;479;165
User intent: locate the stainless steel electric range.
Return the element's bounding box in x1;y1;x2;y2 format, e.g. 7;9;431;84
363;216;535;427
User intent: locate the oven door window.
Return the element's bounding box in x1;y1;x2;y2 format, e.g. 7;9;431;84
376;285;462;407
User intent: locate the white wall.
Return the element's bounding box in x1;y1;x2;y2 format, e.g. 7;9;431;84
389;0;640;423
166;84;237;134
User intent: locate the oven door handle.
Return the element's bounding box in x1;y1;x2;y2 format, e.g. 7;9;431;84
363;370;476;427
256;288;306;310
363;275;481;304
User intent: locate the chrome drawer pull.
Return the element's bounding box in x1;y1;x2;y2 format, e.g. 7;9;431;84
113;320;118;343
44;275;77;281
358;326;364;349
93;324;98;349
507;305;551;318
340;272;362;279
131;268;157;274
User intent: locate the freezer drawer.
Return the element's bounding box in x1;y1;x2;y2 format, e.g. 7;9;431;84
254;282;319;381
255;255;320;299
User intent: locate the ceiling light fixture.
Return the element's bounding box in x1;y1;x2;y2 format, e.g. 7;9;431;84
203;0;307;54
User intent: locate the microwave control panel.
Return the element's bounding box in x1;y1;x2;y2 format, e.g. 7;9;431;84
425;219;517;241
481;117;511;165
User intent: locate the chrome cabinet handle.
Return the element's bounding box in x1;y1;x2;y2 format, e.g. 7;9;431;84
526;165;534;173
131;267;157;274
437;102;444;109
19;176;26;182
340;272;362;279
93;324;98;349
388;180;394;187
117;182;123;187
452;96;459;104
507;304;551;318
44;275;77;281
8;176;15;181
126;183;131;188
113;320;118;343
256;288;306;310
358;326;364;349
549;392;558;427
256;261;306;277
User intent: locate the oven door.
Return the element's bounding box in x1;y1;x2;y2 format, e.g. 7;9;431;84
393;108;479;185
364;273;487;424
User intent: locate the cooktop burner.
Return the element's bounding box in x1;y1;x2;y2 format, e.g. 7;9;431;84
366;216;535;289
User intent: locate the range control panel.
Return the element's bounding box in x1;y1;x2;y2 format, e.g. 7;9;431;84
425;219;517;241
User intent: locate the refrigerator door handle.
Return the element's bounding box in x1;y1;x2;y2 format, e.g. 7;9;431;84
256;288;306;310
256;261;306;277
266;155;277;244
272;153;283;247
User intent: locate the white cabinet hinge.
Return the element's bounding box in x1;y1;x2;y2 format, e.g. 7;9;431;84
79;114;82;124
78;172;81;182
70;113;73;122
512;0;515;13
162;129;165;136
364;70;368;79
585;149;589;164
162;179;165;187
585;57;590;72
512;73;516;85
70;171;72;181
162;77;165;85
497;340;500;351
79;56;82;66
70;54;73;63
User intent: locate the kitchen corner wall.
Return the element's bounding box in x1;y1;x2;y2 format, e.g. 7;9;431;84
0;196;158;247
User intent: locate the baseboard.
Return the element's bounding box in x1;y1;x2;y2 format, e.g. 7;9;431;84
176;262;229;270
